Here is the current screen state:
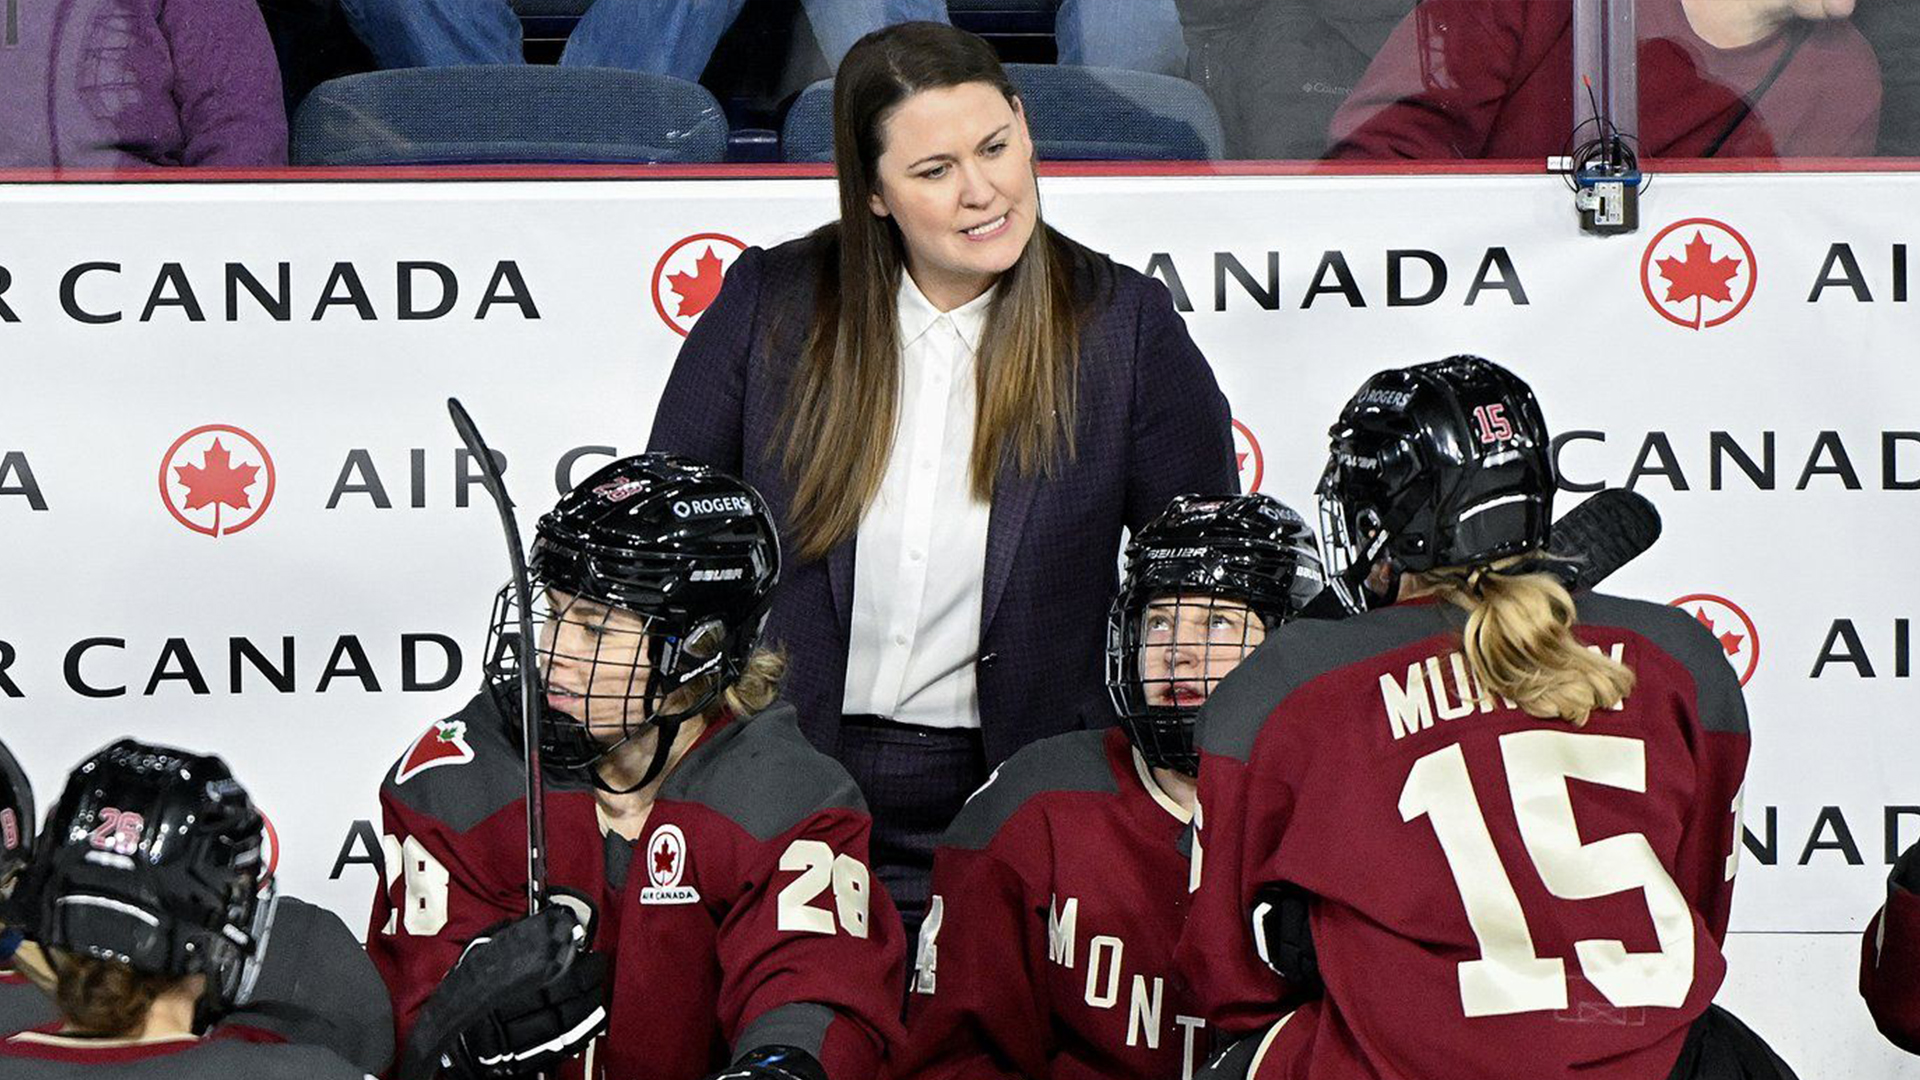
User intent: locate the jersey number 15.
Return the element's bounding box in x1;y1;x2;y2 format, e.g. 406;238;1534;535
1400;730;1699;1018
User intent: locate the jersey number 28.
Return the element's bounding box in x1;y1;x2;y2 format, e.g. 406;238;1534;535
1399;730;1695;1018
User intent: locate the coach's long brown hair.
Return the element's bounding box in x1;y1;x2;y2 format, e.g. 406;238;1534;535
779;22;1083;562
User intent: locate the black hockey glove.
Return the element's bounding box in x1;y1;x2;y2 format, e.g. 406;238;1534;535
1251;882;1323;999
395;892;608;1080
704;1045;830;1080
1893;838;1920;897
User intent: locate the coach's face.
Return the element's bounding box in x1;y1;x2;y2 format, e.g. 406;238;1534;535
540;589;653;737
868;81;1037;310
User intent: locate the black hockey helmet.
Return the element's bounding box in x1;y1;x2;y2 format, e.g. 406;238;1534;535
1107;494;1324;775
0;736;31;899
19;739;274;1017
1317;356;1553;614
486;453;781;790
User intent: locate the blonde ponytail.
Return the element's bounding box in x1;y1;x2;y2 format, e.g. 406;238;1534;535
1420;556;1635;725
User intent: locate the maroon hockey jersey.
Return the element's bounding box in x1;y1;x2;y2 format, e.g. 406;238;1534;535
368;690;906;1080
2;899;392;1074
1862;876;1920;1054
0;963;55;1035
1179;594;1749;1080
0;1029;370;1080
900;727;1204;1080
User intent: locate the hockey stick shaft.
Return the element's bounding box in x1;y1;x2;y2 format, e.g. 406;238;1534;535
447;397;548;916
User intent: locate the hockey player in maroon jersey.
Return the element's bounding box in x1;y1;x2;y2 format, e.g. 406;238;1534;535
368;453;905;1080
0;733;55;1034
1863;839;1920;1052
0;737;372;1080
1178;356;1796;1080
0;733;393;1072
898;493;1324;1080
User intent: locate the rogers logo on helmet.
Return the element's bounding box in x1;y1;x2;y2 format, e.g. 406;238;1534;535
673;495;752;518
593;477;647;503
1358;388;1415;408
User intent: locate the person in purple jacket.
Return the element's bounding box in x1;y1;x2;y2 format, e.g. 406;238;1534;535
0;0;287;168
646;22;1235;942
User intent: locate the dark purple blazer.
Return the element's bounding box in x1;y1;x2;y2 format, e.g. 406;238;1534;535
647;229;1236;768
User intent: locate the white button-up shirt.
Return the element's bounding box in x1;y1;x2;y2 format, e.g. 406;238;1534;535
840;274;995;729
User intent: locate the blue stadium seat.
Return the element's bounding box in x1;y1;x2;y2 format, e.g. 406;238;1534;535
781;63;1224;162
291;66;730;165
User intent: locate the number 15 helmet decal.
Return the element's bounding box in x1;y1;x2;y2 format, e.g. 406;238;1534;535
1317;356;1555;614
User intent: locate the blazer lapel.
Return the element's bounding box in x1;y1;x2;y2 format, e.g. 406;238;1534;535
827;535;856;631
981;468;1041;636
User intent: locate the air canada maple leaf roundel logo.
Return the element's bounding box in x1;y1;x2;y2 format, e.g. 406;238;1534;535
652;233;747;337
1641;219;1757;330
159;425;275;537
258;808;280;888
1232;419;1264;493
1668;593;1760;687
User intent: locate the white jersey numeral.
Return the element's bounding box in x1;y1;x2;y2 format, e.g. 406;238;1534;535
912;895;945;995
380;833;451;936
776;838;871;938
1398;731;1695;1017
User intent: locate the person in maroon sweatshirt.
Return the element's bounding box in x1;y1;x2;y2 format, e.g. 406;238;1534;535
1179;356;1796;1080
1328;0;1880;160
897;493;1323;1080
1863;840;1920;1054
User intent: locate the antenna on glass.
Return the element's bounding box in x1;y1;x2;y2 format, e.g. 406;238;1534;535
1562;0;1643;235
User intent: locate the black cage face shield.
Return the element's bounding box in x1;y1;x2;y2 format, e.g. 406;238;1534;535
486;581;730;774
1106;493;1323;775
1109;592;1270;774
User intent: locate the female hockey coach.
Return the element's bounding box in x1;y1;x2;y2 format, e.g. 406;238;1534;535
0;738;370;1080
368;454;905;1080
896;493;1324;1080
647;21;1236;938
1177;356;1798;1080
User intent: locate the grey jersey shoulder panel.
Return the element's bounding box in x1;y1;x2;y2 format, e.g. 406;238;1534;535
0;972;57;1035
1197;604;1461;763
222;895;394;1075
381;689;590;835
1576;592;1749;735
0;1037;370;1080
940;729;1117;853
732;1001;834;1062
660;701;866;843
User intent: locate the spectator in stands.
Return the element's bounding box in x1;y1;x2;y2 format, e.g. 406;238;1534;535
0;0;286;168
1329;0;1880;160
341;1;1188;81
339;0;923;77
1175;0;1413;159
1853;0;1920;154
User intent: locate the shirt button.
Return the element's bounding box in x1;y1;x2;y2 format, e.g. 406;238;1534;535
918;459;933;471
910;550;923;562
894;633;909;646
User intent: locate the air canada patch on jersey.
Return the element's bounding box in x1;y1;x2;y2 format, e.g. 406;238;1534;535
394;718;476;785
640;823;700;905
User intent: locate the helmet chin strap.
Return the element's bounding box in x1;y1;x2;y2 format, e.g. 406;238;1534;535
584;671;726;797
